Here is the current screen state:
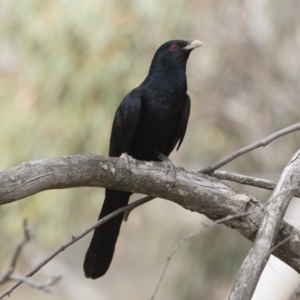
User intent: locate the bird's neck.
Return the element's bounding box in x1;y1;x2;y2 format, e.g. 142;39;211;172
148;60;187;76
142;70;187;94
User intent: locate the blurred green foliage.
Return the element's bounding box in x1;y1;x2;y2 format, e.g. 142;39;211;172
0;0;300;299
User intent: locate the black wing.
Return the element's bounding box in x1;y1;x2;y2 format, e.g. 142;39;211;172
165;94;191;156
109;89;142;157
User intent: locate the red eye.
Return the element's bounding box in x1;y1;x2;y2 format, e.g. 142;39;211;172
170;44;178;51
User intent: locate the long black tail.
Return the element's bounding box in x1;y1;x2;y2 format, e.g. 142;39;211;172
83;189;131;279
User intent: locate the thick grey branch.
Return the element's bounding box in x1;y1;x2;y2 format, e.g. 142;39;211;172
199;122;300;174
229;149;300;300
1;154;300;277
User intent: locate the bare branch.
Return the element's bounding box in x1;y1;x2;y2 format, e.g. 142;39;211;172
0;220;61;298
267;235;293;257
0;220;30;284
212;170;276;190
212;170;300;197
151;210;259;300
229;148;300;300
0;153;252;207
0;196;154;299
199;122;300;174
9;274;62;293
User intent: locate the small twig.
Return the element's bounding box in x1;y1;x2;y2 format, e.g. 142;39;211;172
0;195;154;299
261;235;294;273
9;274;62;293
267;235;293;257
212;170;276;190
0;219;30;284
212;170;300;198
150;210;259;300
199;122;300;174
0;220;61;296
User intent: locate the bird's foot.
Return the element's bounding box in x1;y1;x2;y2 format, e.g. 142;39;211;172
120;153;137;175
158;153;177;188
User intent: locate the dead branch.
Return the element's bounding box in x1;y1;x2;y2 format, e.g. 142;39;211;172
0;196;151;299
199;122;300;174
229;148;300;300
151;210;261;300
0;220;61;298
212;170;300;197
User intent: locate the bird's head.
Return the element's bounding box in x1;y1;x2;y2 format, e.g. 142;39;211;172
149;40;203;74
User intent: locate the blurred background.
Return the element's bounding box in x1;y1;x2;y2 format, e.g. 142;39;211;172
0;0;300;299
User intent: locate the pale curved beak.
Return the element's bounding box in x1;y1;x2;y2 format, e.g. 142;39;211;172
183;40;203;51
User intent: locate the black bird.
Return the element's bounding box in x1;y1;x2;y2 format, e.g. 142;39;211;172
84;39;203;279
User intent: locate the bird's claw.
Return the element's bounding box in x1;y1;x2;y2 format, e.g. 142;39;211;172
120;153;137;175
158;153;177;188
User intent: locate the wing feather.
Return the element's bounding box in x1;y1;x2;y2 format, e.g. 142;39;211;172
165;94;191;155
109;90;142;157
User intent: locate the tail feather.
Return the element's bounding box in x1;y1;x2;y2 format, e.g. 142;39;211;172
83;189;131;279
